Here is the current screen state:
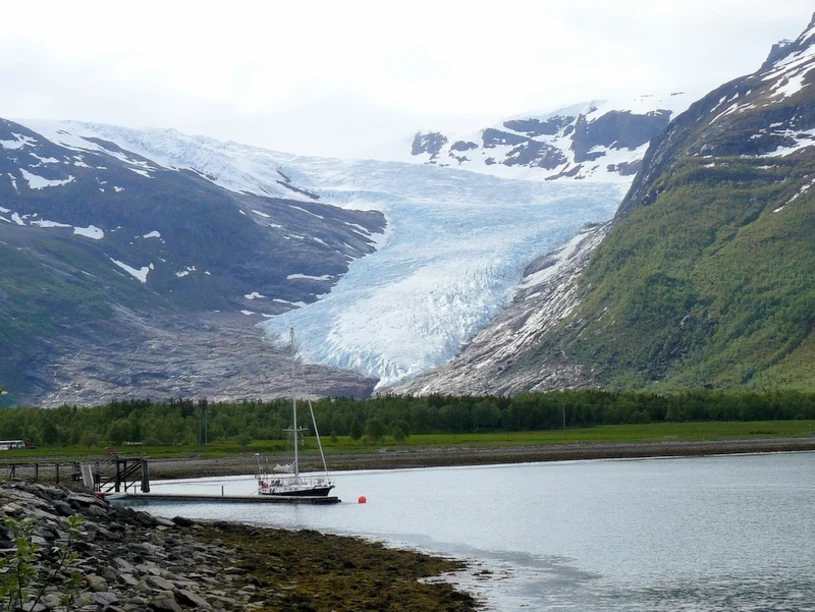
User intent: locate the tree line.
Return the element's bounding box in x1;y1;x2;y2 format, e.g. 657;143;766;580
1;389;814;447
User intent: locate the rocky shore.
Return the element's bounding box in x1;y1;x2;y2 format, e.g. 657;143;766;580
0;482;477;611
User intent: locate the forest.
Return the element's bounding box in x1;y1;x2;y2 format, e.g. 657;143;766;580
0;389;814;447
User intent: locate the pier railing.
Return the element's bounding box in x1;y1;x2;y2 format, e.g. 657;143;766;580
1;456;150;494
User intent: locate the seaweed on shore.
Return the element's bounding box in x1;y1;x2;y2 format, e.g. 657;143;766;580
205;522;479;611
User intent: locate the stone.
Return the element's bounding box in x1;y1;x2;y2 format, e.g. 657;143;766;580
134;542;161;555
115;557;135;572
118;573;139;587
174;589;213;610
93;591;119;606
171;516;194;527
53;501;74;516
137;564;162;576
149;597;183;612
41;592;62;609
85;504;107;517
146;575;176;591
86;574;108;592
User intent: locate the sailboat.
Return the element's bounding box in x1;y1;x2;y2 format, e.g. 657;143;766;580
257;328;335;497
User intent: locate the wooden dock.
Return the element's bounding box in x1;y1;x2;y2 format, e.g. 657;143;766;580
111;492;341;505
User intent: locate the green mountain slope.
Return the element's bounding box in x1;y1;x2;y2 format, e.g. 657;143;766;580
557;15;815;391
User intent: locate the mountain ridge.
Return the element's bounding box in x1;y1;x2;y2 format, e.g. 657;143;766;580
397;13;815;395
0;118;387;406
407;91;698;183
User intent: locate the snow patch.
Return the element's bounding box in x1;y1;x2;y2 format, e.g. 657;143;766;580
759;129;815;158
19;169;75;190
73;225;104;240
272;298;308;308
175;266;196;278
771;73;809;99
129;168;153;178
110;258;150;283
240;310;256;316
29;153;59;164
286;273;332;281
245;292;265;300
289;205;324;219
142;231;161;239
0;133;37;150
787;177;815;204
31;219;71;228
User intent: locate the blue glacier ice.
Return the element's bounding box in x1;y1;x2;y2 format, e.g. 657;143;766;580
260;156;625;388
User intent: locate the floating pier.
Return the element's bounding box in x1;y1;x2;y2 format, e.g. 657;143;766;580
112;492;341;505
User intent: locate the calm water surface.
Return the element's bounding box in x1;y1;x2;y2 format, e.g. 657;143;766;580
132;452;815;611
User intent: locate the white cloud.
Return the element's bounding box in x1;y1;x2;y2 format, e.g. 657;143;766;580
0;0;812;157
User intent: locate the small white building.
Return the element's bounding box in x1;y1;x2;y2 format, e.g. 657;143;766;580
0;440;25;450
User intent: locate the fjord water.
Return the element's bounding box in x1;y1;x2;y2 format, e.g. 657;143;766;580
142;453;815;611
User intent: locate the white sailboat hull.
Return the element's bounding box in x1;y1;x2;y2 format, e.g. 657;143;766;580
258;474;334;496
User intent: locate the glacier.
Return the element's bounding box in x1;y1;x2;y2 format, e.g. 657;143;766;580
254;157;626;388
13;120;626;389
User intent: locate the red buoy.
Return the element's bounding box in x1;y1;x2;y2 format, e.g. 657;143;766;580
358;495;367;504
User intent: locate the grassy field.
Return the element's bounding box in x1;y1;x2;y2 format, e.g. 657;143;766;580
1;420;813;463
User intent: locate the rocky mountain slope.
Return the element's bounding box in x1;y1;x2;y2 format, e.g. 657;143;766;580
0;119;385;406
398;14;815;395
408;93;696;183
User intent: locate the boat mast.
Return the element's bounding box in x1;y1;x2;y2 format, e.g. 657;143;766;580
290;327;299;478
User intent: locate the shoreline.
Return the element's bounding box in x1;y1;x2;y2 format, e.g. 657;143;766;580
144;436;815;481
0;482;477;611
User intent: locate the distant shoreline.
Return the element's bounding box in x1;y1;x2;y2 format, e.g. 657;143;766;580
145;436;815;481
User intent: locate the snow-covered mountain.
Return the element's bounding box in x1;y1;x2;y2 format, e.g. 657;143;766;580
1;118;629;403
0;118;387;405
398;12;815;396
405;92;698;183
0;118;385;314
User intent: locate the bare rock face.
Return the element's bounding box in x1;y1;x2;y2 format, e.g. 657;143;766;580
572;110;671;162
28;311;375;408
411;131;448;159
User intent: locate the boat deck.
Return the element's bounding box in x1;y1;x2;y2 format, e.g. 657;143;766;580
109;492;341;505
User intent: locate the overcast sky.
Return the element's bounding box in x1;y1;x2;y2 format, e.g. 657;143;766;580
1;1;812;158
